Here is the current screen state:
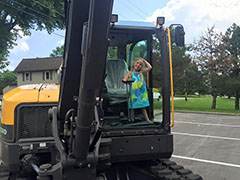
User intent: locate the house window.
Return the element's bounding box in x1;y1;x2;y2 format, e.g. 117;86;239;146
45;71;50;80
24;72;30;81
43;71;52;81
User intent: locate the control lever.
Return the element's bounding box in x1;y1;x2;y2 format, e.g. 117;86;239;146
122;80;134;121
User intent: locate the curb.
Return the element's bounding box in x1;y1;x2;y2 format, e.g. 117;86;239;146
174;110;240;116
154;110;240;116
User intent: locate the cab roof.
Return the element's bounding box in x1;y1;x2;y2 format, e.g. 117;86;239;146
112;20;157;31
109;21;159;46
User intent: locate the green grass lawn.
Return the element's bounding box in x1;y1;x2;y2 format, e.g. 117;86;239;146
154;96;240;114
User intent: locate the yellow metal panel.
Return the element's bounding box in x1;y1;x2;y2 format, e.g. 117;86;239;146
1;84;60;126
1;84;40;125
38;84;59;103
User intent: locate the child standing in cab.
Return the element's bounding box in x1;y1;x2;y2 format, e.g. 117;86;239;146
122;58;152;122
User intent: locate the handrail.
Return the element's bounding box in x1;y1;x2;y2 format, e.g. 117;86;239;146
166;28;175;128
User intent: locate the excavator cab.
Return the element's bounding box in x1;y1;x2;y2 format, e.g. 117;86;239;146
102;21;160;130
89;19;173;165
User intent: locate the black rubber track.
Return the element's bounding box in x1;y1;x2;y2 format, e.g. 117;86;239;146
0;163;9;180
150;159;203;180
0;159;203;180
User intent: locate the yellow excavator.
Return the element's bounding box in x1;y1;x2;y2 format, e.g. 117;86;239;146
0;0;202;179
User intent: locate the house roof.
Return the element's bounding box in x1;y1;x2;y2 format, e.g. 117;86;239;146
14;57;63;72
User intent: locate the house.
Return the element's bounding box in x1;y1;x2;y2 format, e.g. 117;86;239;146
14;57;63;86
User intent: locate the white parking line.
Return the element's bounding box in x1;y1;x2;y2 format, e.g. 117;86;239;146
172;155;240;168
175;121;240;128
173;132;240;141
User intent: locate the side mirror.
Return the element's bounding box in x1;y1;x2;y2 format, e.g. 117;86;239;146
174;25;185;47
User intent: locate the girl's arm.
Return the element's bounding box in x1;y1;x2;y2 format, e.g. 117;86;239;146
122;71;132;82
141;58;152;73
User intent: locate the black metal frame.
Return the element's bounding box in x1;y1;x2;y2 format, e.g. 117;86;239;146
74;0;114;164
0;103;58;174
58;0;90;120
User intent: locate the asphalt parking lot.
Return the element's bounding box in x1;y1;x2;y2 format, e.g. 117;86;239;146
1;111;239;179
170;112;240;180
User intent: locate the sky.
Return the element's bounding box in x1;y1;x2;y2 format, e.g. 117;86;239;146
7;0;240;71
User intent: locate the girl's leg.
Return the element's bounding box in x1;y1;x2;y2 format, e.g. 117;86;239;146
141;108;151;122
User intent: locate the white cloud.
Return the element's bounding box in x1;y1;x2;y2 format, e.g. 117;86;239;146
8;27;30;70
9;25;30;54
9;37;30;54
146;0;240;44
9;26;30;54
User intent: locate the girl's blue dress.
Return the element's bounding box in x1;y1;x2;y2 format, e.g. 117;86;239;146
129;72;149;109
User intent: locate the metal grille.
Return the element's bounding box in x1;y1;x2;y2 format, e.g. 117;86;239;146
18;106;52;139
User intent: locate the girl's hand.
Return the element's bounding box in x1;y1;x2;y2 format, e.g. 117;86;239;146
141;59;152;73
122;71;132;82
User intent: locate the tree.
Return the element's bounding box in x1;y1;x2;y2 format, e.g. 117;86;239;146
185;61;207;95
50;45;64;57
223;23;240;110
174;54;206;100
192;26;225;109
152;36;162;88
168;34;205;100
172;45;191;100
164;27;205;100
0;0;65;69
0;70;17;94
107;46;118;59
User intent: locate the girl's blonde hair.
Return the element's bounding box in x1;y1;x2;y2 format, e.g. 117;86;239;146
130;58;144;82
131;58;144;71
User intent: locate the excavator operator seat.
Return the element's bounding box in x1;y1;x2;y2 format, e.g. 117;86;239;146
103;59;129;115
105;59;128;89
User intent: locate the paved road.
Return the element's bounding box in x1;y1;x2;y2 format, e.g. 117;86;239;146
169;112;240;180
